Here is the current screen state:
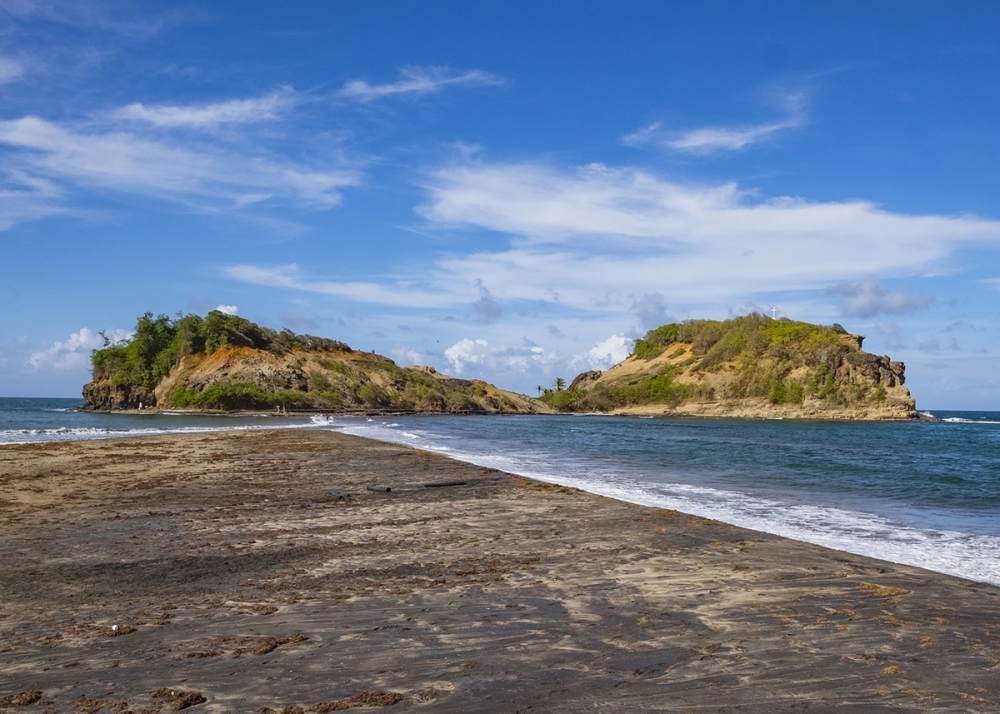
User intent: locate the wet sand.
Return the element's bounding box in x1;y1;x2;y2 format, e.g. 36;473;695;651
1;429;998;713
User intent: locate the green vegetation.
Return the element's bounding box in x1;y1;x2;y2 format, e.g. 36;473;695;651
91;311;351;395
86;310;536;413
170;382;310;410
545;313;897;413
632;323;680;360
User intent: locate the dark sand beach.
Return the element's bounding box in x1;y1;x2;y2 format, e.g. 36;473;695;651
1;429;999;713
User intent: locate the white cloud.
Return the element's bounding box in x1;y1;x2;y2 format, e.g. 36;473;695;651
215;304;238;315
419;160;1000;308
0;0;198;37
338;66;505;102
0;57;24;84
0;169;69;230
623;92;805;154
444;338;558;375
829;276;934;318
28;326;130;371
113;88;296;129
390;346;425;366
0;115;359;218
573;334;634;371
224;263;452;308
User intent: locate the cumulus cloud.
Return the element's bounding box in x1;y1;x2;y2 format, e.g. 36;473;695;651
829;276;934;318
339;66;505;102
623;92;805;154
573;334;634;371
631;292;670;330
113;88;296;129
444;338;558;375
390;346;425;366
28;326;131;371
0;115;359;221
472;280;502;323
215;304;238;315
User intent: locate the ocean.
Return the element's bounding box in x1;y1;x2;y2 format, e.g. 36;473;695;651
3;396;999;587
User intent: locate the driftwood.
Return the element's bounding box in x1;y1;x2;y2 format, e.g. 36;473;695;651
365;485;392;492
423;481;467;488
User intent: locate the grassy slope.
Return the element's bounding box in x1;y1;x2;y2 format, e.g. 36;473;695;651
85;311;542;413
541;314;913;416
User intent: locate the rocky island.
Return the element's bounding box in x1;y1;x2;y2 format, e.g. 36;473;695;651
542;314;917;420
82;311;544;414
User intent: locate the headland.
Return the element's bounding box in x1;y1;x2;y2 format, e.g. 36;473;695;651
543;314;917;420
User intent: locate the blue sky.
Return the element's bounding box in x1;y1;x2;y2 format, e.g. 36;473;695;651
2;1;1000;409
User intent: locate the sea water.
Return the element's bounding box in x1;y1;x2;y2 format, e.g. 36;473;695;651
3;397;999;586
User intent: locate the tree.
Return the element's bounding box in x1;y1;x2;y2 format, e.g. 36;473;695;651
536;385;543;395
553;377;566;392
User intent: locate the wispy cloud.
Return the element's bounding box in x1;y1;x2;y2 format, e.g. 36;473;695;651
0;57;24;84
338;66;506;102
0;115;359;217
624;92;806;154
828;276;934;318
0;169;68;230
0;0;202;37
223;264;451;308
418;160;1000;308
224;160;1000;323
113;88;297;129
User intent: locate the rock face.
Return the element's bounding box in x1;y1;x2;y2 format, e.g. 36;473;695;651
544;317;918;420
83;346;548;414
82;382;154;411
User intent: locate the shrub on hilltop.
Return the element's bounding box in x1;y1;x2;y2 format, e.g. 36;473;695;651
547;313;891;412
91;311;351;393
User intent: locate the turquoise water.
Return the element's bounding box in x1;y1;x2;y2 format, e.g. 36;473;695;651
3;397;999;585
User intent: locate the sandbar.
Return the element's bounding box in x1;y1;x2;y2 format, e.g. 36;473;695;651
1;429;998;712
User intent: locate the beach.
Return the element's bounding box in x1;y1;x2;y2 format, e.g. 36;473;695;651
1;429;999;712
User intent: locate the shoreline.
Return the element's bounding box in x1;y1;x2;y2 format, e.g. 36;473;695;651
71;403;932;422
2;429;999;711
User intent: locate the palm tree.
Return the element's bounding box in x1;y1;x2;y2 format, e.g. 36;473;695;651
553;377;566;392
536;385;543;396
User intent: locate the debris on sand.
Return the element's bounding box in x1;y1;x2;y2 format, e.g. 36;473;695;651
310;691;405;711
151;688;207;710
0;690;42;706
